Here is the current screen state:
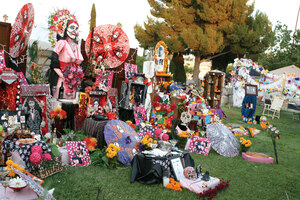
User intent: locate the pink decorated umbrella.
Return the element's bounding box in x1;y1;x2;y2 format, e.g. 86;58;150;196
85;24;130;69
9;3;35;58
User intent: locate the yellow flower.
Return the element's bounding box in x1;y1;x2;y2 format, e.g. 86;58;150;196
153;140;157;144
8;170;16;177
11;163;19;168
54;107;62;112
6;160;13;166
88;146;95;151
90;138;97;143
17;167;25;173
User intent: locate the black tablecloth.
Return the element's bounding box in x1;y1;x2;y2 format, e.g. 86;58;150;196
130;152;194;184
83;118;109;149
288;103;300;111
2;139;51;170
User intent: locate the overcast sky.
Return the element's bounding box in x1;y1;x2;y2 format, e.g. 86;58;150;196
1;0;299;53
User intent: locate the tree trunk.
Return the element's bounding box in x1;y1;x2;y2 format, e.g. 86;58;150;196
170;53;186;83
193;52;201;86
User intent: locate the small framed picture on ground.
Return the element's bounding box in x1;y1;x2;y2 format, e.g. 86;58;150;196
169;156;184;181
245;84;258;96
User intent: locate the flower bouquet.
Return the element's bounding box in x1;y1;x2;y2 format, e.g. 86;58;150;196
63;65;84;90
239;137;251;153
5;160;25;178
166;178;182;191
49;107;67;137
83;137;98;152
29;145;62;178
105;144;120;169
177;131;190;149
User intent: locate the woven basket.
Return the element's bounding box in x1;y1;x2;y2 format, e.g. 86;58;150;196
35;165;63;179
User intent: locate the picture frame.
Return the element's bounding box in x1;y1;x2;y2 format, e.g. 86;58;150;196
133;106;146;125
169;156;185;181
245;84;258;96
66;141;91;167
189;136;211;156
96;70;114;89
0;110;26;132
124;63;137;79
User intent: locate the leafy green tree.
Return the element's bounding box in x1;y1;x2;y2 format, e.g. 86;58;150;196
212;10;273;71
258;22;300;70
136;55;147;73
136;0;253;85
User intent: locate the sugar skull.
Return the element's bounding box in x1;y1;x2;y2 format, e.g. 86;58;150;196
180;112;192;125
184;166;197;180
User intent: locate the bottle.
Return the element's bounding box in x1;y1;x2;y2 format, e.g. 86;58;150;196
58;82;64;99
52;128;57;145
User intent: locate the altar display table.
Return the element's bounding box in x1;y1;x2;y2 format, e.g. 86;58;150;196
0;186;38;200
130;151;194;184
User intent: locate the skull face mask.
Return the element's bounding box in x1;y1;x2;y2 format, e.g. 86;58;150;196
180;112;192;125
184;166;197;180
67;22;79;40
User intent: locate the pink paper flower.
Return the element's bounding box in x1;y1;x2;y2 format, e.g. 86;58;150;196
50;25;55;31
42;153;52;161
162;134;169;141
154;128;162;138
57;10;63;16
31;145;42;154
64;9;70;15
30;152;42;165
53;15;58;21
145;132;152;138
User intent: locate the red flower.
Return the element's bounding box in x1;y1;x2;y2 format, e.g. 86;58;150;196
162;105;167;110
170;104;177;110
154;96;161;102
152;101;159;108
130;124;136;130
108;112;116;120
132;76;137;81
144;78;148;84
85;86;92;94
0;70;2;75
125;78;129;83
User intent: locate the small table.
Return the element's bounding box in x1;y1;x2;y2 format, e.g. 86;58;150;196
0;185;38;200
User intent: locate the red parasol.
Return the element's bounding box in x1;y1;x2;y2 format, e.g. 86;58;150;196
85;24;130;69
9;3;35;58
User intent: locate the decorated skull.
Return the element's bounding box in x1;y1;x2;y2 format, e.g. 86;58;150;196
184;166;197;180
180;112;192;125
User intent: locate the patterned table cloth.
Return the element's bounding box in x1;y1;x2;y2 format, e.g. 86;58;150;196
2;139;51;170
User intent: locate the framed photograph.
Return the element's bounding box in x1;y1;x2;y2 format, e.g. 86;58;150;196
133;106;146;125
96;70;114;89
125;63;138;79
245;84;258;96
189;136;211;156
169;156;185;181
0;110;26;132
66;141;91;166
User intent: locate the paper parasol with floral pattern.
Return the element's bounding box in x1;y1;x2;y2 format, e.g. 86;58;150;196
85;24;130;69
9;3;34;58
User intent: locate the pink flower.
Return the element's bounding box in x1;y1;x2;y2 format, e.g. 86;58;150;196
31;145;42;154
50;25;55;31
145;132;152;138
70;67;76;72
154;128;162;138
64;9;70;15
57;10;63;16
72;79;77;85
68;74;74;79
30;152;42;165
42;153;52;161
53;15;58;21
162;134;169;141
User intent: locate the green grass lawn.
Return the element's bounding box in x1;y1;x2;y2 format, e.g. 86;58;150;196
43;105;300;200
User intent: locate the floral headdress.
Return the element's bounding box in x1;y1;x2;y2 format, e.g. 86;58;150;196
48;9;77;47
